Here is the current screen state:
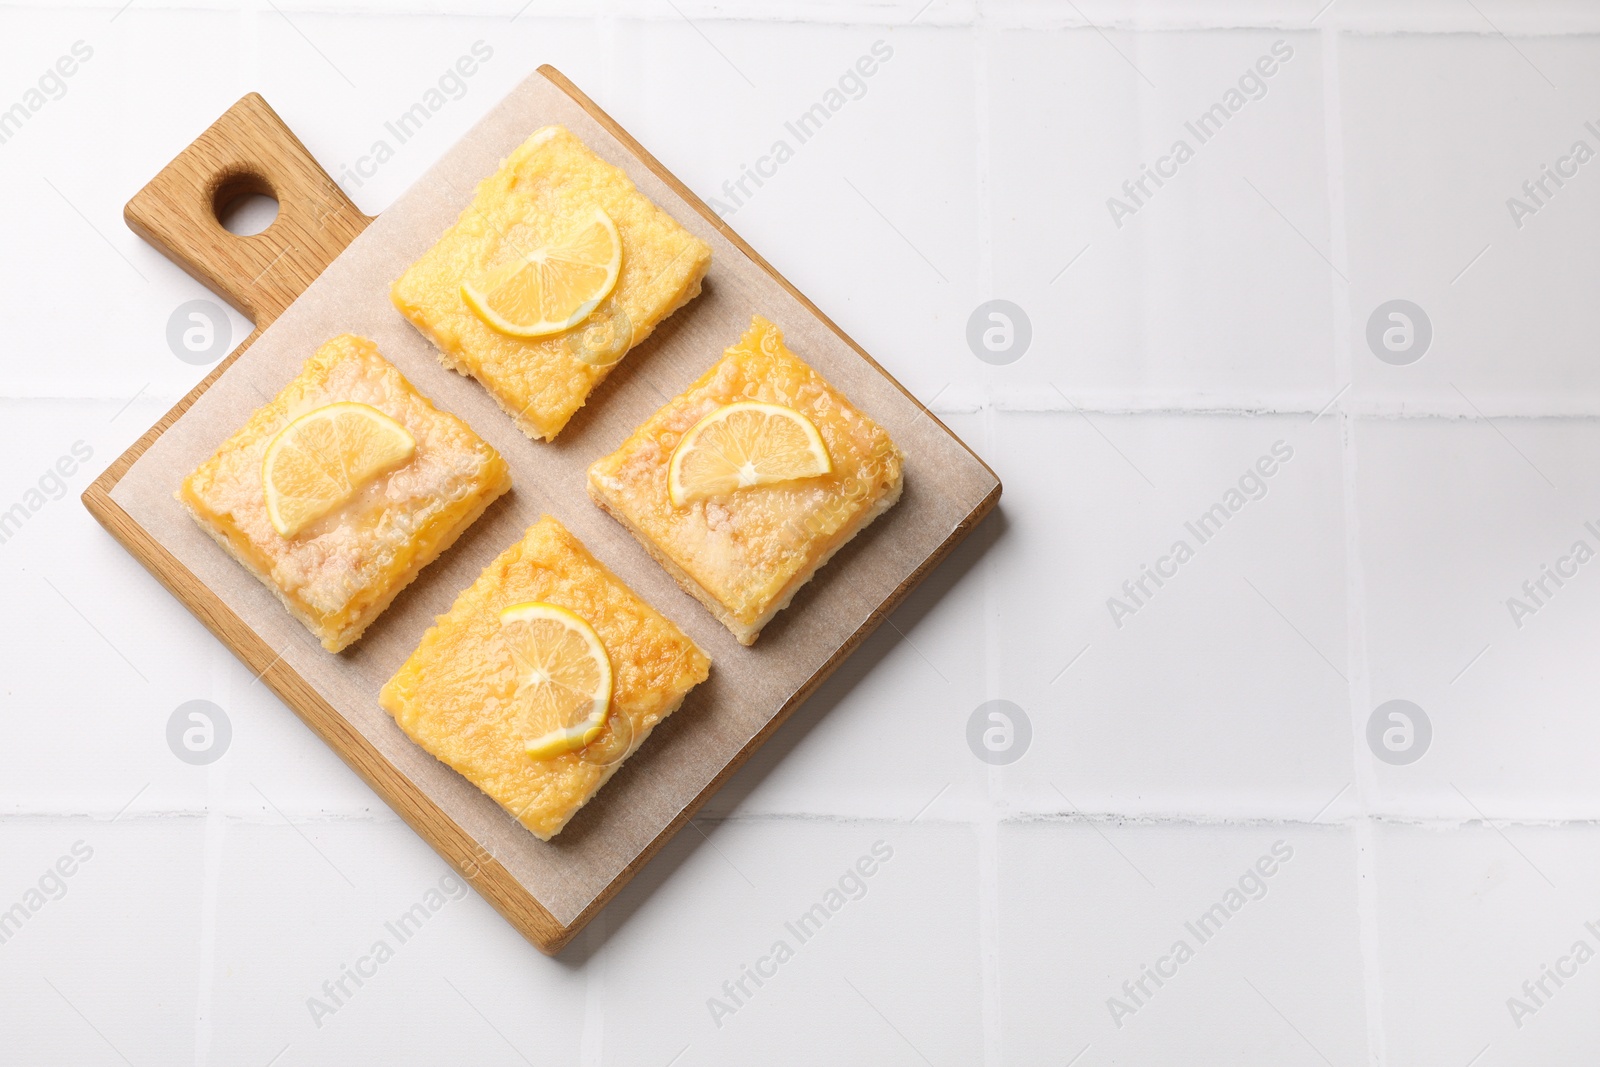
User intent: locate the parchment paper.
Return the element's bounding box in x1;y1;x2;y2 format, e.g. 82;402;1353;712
111;71;998;926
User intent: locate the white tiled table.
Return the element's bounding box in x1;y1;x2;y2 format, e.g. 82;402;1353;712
4;2;1600;1063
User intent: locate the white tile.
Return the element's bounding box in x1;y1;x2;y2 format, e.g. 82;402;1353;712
1375;822;1600;1066
0;402;223;815
998;820;1365;1065
1354;416;1600;818
597;818;982;1065
982;28;1336;411
614;21;983;404
0;817;203;1065
206;819;588;1064
1341;32;1600;414
0;8;253;402
989;411;1353;818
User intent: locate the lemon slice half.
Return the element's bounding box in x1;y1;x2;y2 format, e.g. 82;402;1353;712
262;402;415;538
667;401;832;507
462;208;622;339
499;601;613;760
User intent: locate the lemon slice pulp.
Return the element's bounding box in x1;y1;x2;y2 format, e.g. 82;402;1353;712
261;402;415;538
499;602;613;760
462;208;622;339
667;401;832;507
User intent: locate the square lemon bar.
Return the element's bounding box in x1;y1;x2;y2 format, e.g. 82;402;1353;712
392;124;712;442
379;516;710;841
178;334;511;652
588;316;904;645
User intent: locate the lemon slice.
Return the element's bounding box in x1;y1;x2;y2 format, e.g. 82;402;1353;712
462;208;622;339
667;401;832;506
499;602;613;760
262;402;415;538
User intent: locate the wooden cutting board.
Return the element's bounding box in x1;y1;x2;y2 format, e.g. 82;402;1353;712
83;67;1000;955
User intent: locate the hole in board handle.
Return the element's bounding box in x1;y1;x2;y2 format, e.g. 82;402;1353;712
212;172;279;237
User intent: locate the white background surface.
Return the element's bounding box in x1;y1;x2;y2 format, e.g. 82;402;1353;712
2;1;1598;1064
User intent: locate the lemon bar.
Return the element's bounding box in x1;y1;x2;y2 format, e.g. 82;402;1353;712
379;516;711;841
588;316;905;645
392;124;713;442
178;334;511;652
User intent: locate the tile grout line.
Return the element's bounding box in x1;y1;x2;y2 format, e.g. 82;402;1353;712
189;18;260;1067
193;782;227;1067
192;646;238;1067
973;9;1005;1067
1317;23;1387;1067
1346;422;1388;1067
299;1;1600;34
17;808;1600;828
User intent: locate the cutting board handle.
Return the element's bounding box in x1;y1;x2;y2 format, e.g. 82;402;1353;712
124;92;372;327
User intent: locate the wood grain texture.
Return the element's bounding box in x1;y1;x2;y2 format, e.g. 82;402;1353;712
84;74;999;955
124;92;371;324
